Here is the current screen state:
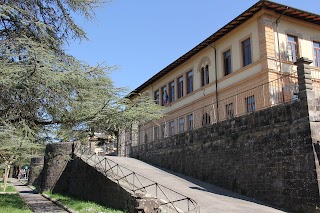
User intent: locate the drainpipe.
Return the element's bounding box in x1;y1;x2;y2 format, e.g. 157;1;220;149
275;7;288;102
207;43;219;122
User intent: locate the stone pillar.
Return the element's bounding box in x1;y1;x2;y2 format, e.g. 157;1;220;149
28;157;44;189
295;57;320;209
41;142;73;191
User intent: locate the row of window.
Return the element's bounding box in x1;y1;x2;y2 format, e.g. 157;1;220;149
154;38;253;105
146;95;256;142
154;35;320;105
151;114;194;142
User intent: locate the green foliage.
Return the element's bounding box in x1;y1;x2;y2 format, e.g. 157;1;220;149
43;191;126;213
0;194;32;213
0;0;164;163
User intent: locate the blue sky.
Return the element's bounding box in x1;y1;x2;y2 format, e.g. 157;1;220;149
66;0;319;92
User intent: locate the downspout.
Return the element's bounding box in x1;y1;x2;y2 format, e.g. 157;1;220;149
275;6;288;73
275;7;288;102
207;43;219;123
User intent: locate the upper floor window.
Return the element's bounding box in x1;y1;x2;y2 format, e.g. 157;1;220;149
161;85;168;106
177;76;184;99
224;50;232;76
154;90;160;105
287;35;298;62
169;120;175;136
178;117;185;133
201;65;209;86
314;42;320;67
242;38;252;66
169;81;175;103
245;95;256;113
186;71;193;94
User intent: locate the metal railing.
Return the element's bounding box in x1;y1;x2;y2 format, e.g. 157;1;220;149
137;68;320;146
138;74;297;145
73;142;199;213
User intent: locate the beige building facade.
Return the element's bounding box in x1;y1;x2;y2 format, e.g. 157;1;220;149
121;1;320;155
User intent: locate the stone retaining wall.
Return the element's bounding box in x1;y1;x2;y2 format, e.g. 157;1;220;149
40;142;159;212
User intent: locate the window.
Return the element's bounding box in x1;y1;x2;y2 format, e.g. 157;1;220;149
187;114;193;130
154;126;159;140
245;95;256;113
201;65;209;86
287;35;298;62
169;81;175;103
242;38;252;66
177;76;184;98
169;121;175;136
314;42;320;67
224;50;232;75
178;117;185;133
186;71;193;94
226;103;234;120
144;133;148;143
202;113;211;126
154;90;160;105
161;85;168;106
161;123;166;138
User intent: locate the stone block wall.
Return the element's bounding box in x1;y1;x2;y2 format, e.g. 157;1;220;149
131;100;320;212
40;142;159;212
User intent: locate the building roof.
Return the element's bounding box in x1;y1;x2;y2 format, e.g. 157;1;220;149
128;0;320;98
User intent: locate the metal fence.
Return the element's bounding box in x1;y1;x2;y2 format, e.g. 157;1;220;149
73;142;199;213
137;68;320;145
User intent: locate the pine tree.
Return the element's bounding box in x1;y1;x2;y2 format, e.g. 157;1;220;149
0;0;163;189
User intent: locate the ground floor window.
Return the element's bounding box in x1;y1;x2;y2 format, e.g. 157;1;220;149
245;95;256;113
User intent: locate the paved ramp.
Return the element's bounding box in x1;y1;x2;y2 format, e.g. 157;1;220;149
78;152;285;213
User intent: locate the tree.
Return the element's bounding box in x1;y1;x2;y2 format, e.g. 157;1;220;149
0;0;163;189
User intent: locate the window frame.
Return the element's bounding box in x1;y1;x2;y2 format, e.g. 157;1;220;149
242;38;252;67
161;85;168;106
169;81;175;103
313;41;320;67
187;114;194;130
154;90;160;105
169;120;175;136
223;49;232;76
154;126;159;140
178;117;185;133
177;76;184;99
201;65;209;86
186;70;193;94
202;113;211;126
226;103;234;120
161;123;166;138
287;35;299;63
245;95;256;113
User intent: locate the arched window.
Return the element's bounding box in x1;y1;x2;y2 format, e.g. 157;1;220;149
202;113;211;126
198;56;211;87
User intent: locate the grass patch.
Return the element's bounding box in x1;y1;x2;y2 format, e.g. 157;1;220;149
0;182;17;193
43;191;126;213
0;194;32;213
